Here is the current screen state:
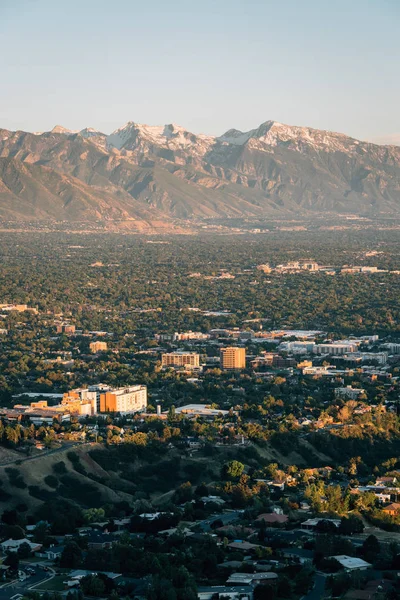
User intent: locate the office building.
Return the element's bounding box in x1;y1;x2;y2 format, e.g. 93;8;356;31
335;386;365;400
161;352;200;368
313;343;358;355
99;385;147;414
220;347;246;370
90;341;108;353
56;323;76;334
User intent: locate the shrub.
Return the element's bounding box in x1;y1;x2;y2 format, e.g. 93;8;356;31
52;461;67;474
44;475;59;489
5;468;27;489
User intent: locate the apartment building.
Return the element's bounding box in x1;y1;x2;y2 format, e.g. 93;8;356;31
335;386;365;400
220;347;246;370
99;385;147;414
279;341;315;354
90;341;108;353
173;331;210;341
61;391;97;416
56;323;76;334
384;343;400;354
313;343;358;355
161;352;200;368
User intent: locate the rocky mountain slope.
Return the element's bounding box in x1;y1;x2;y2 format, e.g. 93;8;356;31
0;120;399;227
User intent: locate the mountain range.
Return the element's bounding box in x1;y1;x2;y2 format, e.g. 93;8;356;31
0;119;399;230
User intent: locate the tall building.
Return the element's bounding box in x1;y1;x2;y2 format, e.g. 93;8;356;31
220;347;246;370
99;385;147;414
161;352;200;368
56;323;76;334
90;341;108;353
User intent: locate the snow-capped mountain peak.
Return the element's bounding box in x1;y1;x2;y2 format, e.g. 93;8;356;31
106;121;214;152
79;127;106;139
51;125;78;135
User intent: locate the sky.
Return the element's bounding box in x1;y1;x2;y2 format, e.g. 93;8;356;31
1;0;400;144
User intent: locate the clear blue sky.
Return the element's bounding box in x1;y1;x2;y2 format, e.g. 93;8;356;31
1;0;399;143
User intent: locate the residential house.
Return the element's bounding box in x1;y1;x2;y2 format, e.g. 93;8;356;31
382;503;400;516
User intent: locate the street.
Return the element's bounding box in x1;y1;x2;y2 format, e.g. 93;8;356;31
0;564;56;600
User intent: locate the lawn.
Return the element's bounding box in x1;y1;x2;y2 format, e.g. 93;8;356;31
34;574;67;592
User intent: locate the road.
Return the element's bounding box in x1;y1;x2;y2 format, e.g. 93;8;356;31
0;564;55;600
0;442;93;467
302;573;326;600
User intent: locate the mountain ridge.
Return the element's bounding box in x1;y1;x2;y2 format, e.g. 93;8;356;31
0;119;399;229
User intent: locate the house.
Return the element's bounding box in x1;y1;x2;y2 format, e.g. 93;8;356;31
37;545;64;560
283;548;314;564
254;479;285;491
382;502;400;516
197;585;253;600
256;513;288;525
1;538;42;553
228;541;261;552
333;555;372;571
201;496;226;506
377;476;397;486
139;512;163;520
86;532;116;550
301;518;340;531
226;572;278;585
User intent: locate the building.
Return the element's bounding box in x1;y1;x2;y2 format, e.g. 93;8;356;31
382;503;400;516
335;386;365;400
272;355;296;368
172;404;231;418
384;343;400;354
172;331;210;341
226;573;278;586
12;401;71;424
61;391;97;416
1;538;42;553
257;264;271;273
299;259;319;271
279;341;315;354
220;347;246;370
333;555;372;572
64;384;111;413
90;341;108;353
86;532;116;550
56;323;76;334
161;352;200;369
37;545;64;560
301;518;340;531
256;513;288;525
344;352;388;365
198;586;253;600
313;343;358;355
99;385;147;414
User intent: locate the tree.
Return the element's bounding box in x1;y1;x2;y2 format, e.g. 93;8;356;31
362;535;380;563
17;542;32;559
222;460;244;480
83;508;105;523
173;482;193;504
60;542;83;568
316;520;338;534
4;552;19;572
80;575;106;597
339;515;364;535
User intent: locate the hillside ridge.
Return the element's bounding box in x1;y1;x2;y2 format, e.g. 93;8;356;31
0;119;399;228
